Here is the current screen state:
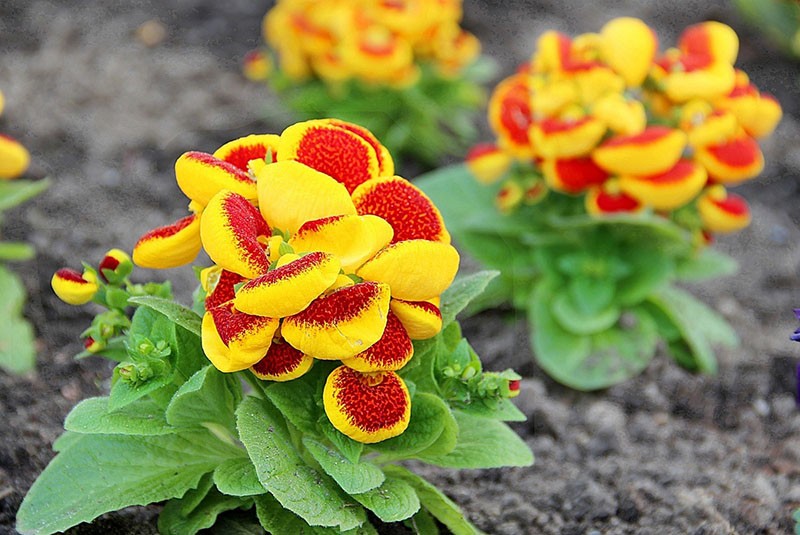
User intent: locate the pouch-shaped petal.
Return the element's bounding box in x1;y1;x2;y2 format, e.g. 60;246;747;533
585;186;642;215
251;338;314;382
202;307;278;372
352;176;450;244
389;299;443;340
234;251;341;317
356;239;459;301
592;126;687;176
282;281;391;360
488;73;535;157
618;159;707;211
698;185;751;233
204;269;245;310
288;215;393;272
278;120;380;193
720;88;782;139
323;366;411;443
51;268;99;305
175;151;257;205
133;214;202;269
256;160;356;234
542;157;609;195
200;190;271;279
321;119;394;177
599;17;657;87
530;117;606;159
341;312;413;372
663;60;735;103
213;134;280;172
695;135;763;184
465;143;512;185
679;21;739;65
0;134;30;180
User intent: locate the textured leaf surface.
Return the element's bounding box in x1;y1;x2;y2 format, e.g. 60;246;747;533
353;476;420;522
303;437;384;495
64;397;174;435
128;296;202;337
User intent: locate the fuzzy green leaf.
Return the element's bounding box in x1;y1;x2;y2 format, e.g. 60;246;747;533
0;178;50;212
453;397;526;422
0;315;36;374
384;466;485;535
370;392;452;460
166;365;240;433
128;296;201;337
236;396;365;531
353;477;420;523
303;437;385;495
213;457;265;497
254;495;378;535
318;418;364;464
615;249;674;306
0;241;35;261
675;247;738;281
15;430;242;535
406;509;440;535
551;291;620;335
440;271;499;327
158;485;251;535
64;397;174;435
0;265;25;316
264;373;321;434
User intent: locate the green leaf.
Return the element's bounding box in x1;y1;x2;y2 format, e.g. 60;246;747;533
419;411;533;469
550;291;620;335
675;247;738;281
236;396;365;531
403;335;442;394
383;466;485;535
0;264;25;315
440;271;499;327
370;392;452;460
406;509;440;535
264;372;322;434
616;249;674;306
648;286;737;373
0;178;50;211
303;437;385;495
453;397;526;422
352;476;420;523
254;494;375;535
166;366;240;434
128;296;201;337
0;241;35;261
567;275;616;315
213;457;265;497
0;315;36;374
319;418;364;464
158;485;251;535
64;397;175;435
16;430;242;535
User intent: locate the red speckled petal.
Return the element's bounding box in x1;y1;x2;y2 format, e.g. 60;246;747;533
201;308;278;372
323;366;410;443
351;176;450;244
204;269;245;310
356;239;459;301
389;299;443;340
277;120;380;193
234;251;341;318
200;190;271;279
133;213;202;269
321;119;394;177
282;281;391;360
175;151;257;206
250;337;314;382
341;312;413;372
288;214;394;272
213;134;281;172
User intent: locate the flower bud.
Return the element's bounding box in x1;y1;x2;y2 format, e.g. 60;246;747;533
0;133;30;180
98;248;133;284
51;268;99;305
83;336;106;354
242;49;272;81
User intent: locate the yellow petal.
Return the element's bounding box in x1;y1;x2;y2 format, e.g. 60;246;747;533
51;268;99;305
175;151;257;206
256;160;356;234
0;134;30;180
356;240;459;301
389;299;443;340
201;309;278;373
234;251;341;317
250;337;314;382
599;17;658;87
289;214;393;272
133;214;202;269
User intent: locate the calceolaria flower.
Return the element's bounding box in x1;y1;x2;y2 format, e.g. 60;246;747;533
419;18;782;391
134;119;460;443
0;90;31;180
470;17;780;242
246;0;491;163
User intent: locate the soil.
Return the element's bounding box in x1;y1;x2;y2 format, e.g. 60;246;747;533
1;1;799;534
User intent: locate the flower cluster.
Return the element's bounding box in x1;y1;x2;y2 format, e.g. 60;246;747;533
133;119;460;443
260;0;479;87
0;90;30;181
468;17;781;241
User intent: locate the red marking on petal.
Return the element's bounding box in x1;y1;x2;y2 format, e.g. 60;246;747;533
345;312;413;371
466;143;502;161
210;303;274;347
550;158;609;193
98;255;120;273
251;339;306;377
183;151;254;185
538;117;593;134
330;367;409;434
296;215;345;235
324;119;391;177
499;83;533;146
712;192;748;215
643;159;696;184
55;268;88;284
136;214;195;242
706;136;760;167
292;281;384;325
352;177;447;243
205;270;245;310
600;125;672;148
222;145;276;171
221;192;271;273
595;190;640;213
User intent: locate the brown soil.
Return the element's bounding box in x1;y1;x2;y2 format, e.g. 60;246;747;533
1;1;799;534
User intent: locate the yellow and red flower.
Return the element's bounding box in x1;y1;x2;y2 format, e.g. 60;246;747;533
136;119;460;443
0;90;31;181
51;268;99;306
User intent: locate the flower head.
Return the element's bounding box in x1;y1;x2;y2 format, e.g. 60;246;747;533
0;90;31;181
135;119;460;443
51;268;99;305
